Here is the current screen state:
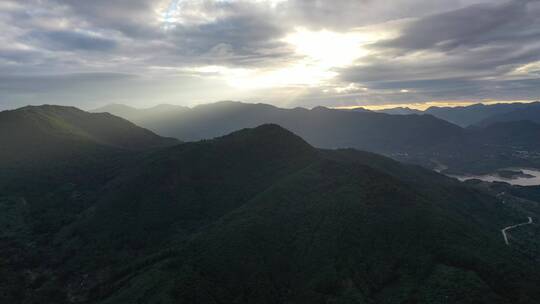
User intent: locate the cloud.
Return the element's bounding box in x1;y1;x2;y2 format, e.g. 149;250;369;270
276;0;510;30
26;30;118;51
377;0;539;51
51;0;161;38
329;0;540;106
168;13;293;66
0;48;43;63
1;0;540;109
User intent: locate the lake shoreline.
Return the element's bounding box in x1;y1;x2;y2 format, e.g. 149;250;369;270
448;168;540;186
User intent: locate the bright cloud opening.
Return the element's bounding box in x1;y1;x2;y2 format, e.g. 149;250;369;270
283;28;375;68
186;28;383;89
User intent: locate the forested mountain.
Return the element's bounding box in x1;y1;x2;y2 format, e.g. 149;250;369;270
469;121;540;150
94;101;464;163
95;102;462;150
373;102;540;127
0;105;178;168
475;103;540;127
1;124;539;303
433;121;540;174
424;102;539;127
5;0;540;302
95;101;540;174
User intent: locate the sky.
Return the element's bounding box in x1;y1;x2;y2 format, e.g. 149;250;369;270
1;0;540;110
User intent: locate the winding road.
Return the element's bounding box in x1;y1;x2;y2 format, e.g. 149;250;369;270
501;217;534;246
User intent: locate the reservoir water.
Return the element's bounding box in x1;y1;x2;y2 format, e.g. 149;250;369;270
450;168;540;186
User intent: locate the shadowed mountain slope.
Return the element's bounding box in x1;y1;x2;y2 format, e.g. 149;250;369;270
375;102;540;127
95;101;540;174
2;125;537;303
476;103;540;127
95;101;463;155
469;121;540;150
425;102;539;127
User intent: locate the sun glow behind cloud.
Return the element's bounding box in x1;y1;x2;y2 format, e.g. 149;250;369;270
4;0;540;110
283;28;376;68
187;28;383;89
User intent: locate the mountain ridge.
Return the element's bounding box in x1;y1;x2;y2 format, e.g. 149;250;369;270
92;101;540;174
0;105;178;169
475;103;540;127
369;102;540;127
95;100;463;151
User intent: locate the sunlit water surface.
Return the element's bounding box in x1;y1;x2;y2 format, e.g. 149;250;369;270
450;169;540;186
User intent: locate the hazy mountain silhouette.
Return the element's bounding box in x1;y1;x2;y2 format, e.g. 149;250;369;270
469;121;540;149
424;102;540;127
94;103;189;125
376;107;423;115
475;103;540;127
95;101;540;174
95;101;463;154
375;102;540;127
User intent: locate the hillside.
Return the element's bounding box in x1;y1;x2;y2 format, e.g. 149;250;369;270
0;105;178;168
95;101;464;156
476;103;540;127
469;121;540;150
431;121;540;174
424;102;539;127
95;101;540;174
93;103;189;126
368;102;540;127
1;125;539;303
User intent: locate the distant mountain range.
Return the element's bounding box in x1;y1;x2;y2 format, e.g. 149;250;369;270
1;112;539;303
475;103;540;127
94;101;540;174
375;101;540;127
95;103;189;126
375;107;423;115
96;101;461;153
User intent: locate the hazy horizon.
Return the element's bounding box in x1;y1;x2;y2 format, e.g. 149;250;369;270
2;99;540;113
2;0;540;110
